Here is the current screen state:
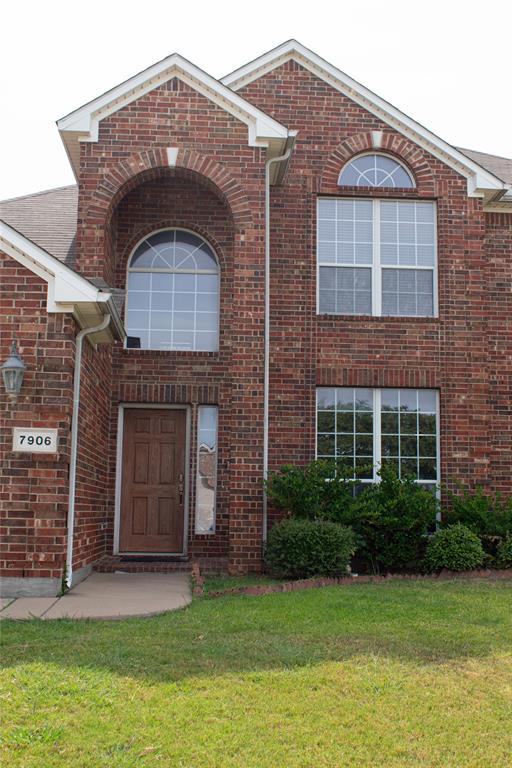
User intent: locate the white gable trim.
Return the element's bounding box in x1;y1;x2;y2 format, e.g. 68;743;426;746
222;40;509;200
0;220;124;339
58;54;290;176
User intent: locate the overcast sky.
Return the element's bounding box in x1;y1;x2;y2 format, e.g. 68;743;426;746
1;0;511;200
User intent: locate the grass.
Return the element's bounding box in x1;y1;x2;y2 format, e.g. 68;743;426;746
1;579;511;767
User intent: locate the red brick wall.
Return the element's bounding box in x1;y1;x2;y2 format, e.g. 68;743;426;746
75;78;270;572
5;59;509;583
485;212;512;493
108;174;235;559
72;338;113;573
240;60;503;497
0;255;74;581
0;254;117;583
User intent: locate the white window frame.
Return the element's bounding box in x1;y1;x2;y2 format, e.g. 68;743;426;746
338;152;415;189
124;227;220;352
316;198;438;318
315;388;441;503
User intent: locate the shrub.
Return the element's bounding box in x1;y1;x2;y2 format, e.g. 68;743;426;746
264;518;356;579
349;465;438;574
265;460;356;522
424;524;485;572
496;535;512;569
445;486;512;539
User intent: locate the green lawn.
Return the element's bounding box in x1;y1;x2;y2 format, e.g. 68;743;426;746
1;580;511;767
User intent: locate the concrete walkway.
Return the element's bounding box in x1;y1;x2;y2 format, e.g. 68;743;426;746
0;572;191;620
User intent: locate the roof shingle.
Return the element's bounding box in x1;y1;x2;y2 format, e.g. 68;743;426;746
0;185;78;265
456;147;512;184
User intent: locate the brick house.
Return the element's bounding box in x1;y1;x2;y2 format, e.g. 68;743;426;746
1;40;511;597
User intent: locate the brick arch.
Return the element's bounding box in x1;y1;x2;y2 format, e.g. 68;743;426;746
85;148;254;228
319;131;437;196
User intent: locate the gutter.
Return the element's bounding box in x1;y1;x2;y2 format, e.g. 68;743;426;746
65;314;111;589
263;139;295;543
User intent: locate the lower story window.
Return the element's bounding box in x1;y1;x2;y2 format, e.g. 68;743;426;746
316;387;439;488
195;406;218;534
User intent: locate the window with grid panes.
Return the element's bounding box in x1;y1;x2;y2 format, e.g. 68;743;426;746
316;388;439;490
126;229;219;351
337;154;415;188
318;182;436;318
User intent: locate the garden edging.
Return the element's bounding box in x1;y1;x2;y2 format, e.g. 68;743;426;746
192;564;512;599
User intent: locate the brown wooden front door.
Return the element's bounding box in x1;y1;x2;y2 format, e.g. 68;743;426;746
120;409;186;553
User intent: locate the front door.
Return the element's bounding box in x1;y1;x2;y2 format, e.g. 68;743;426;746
120;409;186;553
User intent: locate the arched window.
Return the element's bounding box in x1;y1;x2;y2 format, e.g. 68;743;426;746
338;153;414;188
126;229;219;351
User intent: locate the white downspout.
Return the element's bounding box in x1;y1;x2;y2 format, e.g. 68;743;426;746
65;314;111;589
263;145;293;543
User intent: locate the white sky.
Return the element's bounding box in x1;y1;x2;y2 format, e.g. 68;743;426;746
1;0;511;200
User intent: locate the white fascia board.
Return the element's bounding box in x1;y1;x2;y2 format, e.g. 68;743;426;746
57;54;289;151
222;40;507;197
0;220;106;311
1;221;125;339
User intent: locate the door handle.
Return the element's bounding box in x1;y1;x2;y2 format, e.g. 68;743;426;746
178;473;184;504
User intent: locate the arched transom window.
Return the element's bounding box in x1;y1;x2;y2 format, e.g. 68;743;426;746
126;229;219;351
338;153;414;188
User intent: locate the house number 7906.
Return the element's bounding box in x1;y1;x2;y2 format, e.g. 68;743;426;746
19;434;52;446
12;428;58;454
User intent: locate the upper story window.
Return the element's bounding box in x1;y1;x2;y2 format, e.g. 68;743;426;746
317;198;437;317
126;229;219;351
338;153;415;188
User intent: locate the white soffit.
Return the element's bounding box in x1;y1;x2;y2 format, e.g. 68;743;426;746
0;220;124;340
222;40;509;200
57;53;290;175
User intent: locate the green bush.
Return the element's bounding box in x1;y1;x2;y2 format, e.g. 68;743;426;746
424;524;485;572
266;461;437;574
445;486;512;538
265;460;355;522
496;535;512;569
264;518;356;579
349;465;438;574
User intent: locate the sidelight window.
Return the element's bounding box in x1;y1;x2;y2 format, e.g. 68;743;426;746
195;406;218;534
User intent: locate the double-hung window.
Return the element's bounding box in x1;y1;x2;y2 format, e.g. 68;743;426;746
317;198;437;317
316;387;439;491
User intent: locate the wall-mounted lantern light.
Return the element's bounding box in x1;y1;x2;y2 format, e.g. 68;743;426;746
1;340;26;397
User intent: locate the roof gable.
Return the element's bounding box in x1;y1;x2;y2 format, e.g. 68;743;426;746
222;40;510;204
57;53;290;176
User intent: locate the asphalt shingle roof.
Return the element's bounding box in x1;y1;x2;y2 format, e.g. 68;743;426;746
456;147;512;184
0;185;78;266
